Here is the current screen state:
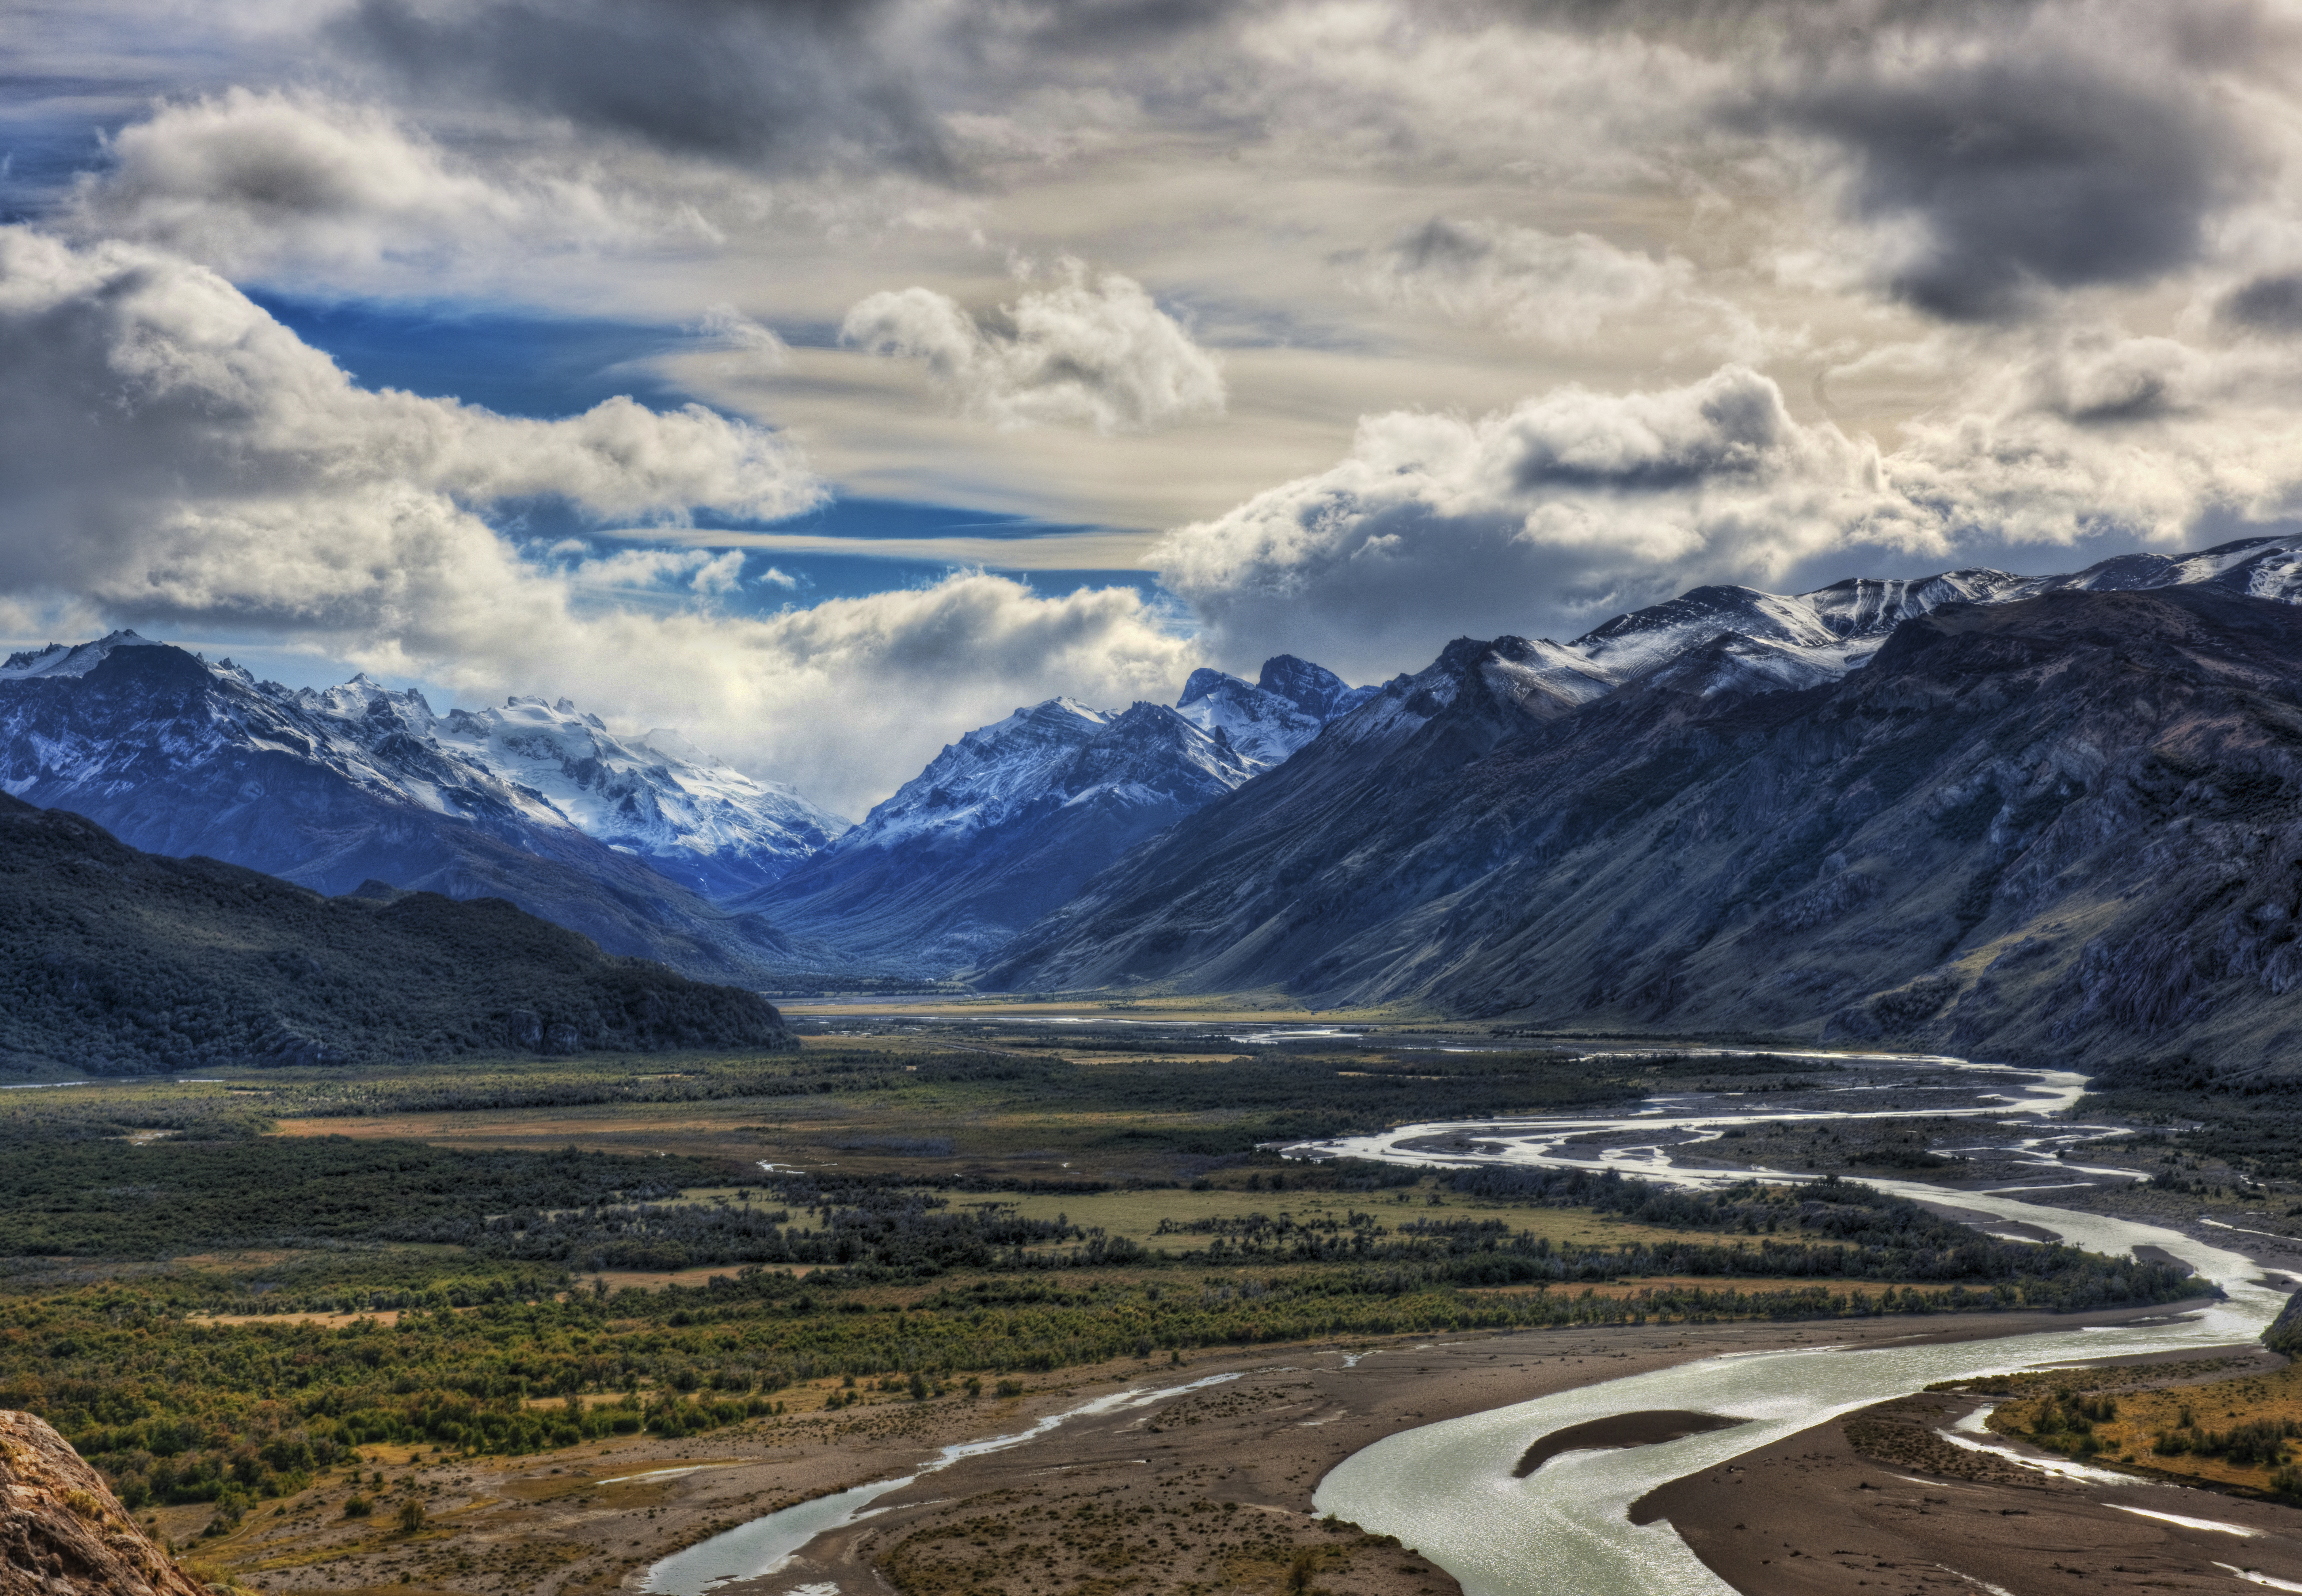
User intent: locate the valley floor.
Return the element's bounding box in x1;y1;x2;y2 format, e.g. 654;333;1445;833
1638;1348;2302;1595
171;1302;2226;1596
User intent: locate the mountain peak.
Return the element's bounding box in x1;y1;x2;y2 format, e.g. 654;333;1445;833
1177;666;1240;707
0;630;165;680
1256;654;1372;719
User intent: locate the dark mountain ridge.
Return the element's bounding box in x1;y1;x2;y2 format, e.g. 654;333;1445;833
990;586;2302;1073
0;793;793;1074
0;640;805;983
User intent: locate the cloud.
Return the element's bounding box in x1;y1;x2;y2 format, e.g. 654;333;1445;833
0;224;1195;813
65;88;712;286
0;226;819;549
1356;216;1706;345
337;0;958;179
2219;272;2302;335
842;258;1226;433
1163;323;2302;682
1154;364;1896;678
1880;324;2302;547
693;303;793;367
554;546;751;599
1752;2;2278;319
344;566;1198;817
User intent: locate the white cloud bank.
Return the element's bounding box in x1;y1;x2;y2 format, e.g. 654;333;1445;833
1157;338;2302;682
841;259;1226;433
65;89;721;289
0;225;1194;813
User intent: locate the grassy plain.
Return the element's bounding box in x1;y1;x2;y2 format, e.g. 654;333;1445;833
0;1028;2218;1596
1979;1358;2302;1495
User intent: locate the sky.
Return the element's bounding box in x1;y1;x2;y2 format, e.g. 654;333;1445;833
8;0;2302;817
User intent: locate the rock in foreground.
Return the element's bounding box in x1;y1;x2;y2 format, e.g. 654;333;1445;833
0;1411;206;1596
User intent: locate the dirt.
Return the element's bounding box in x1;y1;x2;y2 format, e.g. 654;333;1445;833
1513;1411;1746;1477
1635;1355;2302;1594
166;1299;2229;1596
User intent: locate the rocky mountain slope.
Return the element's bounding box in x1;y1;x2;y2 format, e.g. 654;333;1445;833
0;792;792;1074
1174;655;1375;768
1450;532;2302;711
0;1411;207;1596
736;656;1372;975
989;585;2302;1073
297;678;845;899
0;636;818;982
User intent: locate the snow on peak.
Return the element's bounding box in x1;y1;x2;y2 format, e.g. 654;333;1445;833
426;693;847;897
0;630;165;679
843;684;1290;856
1171;655;1374;771
1173;670;1323;771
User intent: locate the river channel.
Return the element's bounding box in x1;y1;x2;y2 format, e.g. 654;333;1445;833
647;1049;2284;1596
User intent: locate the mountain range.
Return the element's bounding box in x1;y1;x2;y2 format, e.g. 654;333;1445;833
728;655;1373;974
0;633;836;983
991;536;2302;1072
13;530;2302;1074
0;792;792;1074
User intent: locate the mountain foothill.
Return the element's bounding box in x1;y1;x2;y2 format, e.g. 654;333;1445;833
11;535;2302;1074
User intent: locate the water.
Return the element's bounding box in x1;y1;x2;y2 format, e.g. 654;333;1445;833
642;1374;1242;1595
1314;1192;2271;1596
657;1049;2277;1596
1305;1076;2282;1596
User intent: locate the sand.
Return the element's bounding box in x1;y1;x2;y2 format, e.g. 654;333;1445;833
1634;1349;2302;1595
180;1298;2239;1596
1513;1411;1746;1477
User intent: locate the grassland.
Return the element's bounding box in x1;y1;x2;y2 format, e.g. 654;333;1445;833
0;1037;2212;1535
1975;1358;2302;1497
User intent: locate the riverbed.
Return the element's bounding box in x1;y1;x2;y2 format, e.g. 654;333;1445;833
641;1050;2278;1596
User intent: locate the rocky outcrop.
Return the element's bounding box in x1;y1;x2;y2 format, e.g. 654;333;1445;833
0;1412;206;1596
2264;1291;2302;1357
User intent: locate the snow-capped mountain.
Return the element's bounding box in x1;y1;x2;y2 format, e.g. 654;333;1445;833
987;531;2302;1047
1484;535;2302;709
1174;654;1377;769
288;679;845;899
0;635;835;981
733;655;1373;974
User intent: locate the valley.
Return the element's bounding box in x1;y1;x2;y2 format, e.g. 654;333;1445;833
17;551;2302;1596
8;1020;2302;1596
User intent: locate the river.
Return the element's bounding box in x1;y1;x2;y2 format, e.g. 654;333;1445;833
648;1051;2280;1596
1305;1053;2282;1596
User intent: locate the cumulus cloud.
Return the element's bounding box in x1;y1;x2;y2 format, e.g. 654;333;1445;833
0;228;819;556
1163;322;2302;682
1880;325;2302;547
1155;364;1897;677
841;258;1226;433
65;88;712;285
1356;216;1708;345
0;224;1195;813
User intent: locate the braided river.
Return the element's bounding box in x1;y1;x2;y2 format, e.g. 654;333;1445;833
651;1049;2282;1596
